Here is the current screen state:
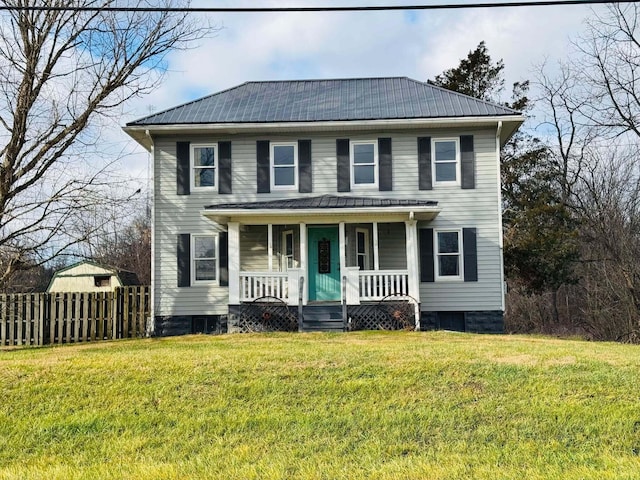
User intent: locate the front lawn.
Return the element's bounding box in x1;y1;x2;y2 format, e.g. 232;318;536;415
1;332;639;479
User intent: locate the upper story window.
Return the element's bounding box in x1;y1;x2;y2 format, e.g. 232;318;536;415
435;230;462;280
351;140;378;188
271;142;298;190
191;144;217;190
192;234;218;284
432;138;460;185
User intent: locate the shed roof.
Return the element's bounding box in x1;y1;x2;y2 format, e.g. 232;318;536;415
128;77;519;126
204;195;438;210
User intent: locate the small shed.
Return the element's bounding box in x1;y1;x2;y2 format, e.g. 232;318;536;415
46;260;141;293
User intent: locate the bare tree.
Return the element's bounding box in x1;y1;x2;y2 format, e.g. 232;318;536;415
0;0;214;288
572;3;640;138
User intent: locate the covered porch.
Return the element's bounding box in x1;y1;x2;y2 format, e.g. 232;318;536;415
203;196;439;316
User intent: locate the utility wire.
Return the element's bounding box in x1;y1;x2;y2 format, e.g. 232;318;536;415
0;0;636;13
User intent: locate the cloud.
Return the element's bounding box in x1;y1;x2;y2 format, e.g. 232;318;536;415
119;1;609;171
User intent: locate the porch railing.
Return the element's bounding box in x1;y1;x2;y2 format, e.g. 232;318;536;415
239;272;289;302
358;270;409;301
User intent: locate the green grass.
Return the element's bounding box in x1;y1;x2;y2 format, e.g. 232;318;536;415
1;332;640;479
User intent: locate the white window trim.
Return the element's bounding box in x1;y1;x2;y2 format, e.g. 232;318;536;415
270;142;298;191
355;227;370;270
282;229;295;271
434;228;463;281
190;143;218;191
191;234;219;285
431;137;461;186
350;140;378;189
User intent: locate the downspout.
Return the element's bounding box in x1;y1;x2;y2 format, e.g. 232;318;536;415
496;121;506;312
146;129;156;336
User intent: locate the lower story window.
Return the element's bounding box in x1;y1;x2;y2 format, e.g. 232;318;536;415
192;235;218;282
282;230;294;270
436;230;461;279
356;228;369;270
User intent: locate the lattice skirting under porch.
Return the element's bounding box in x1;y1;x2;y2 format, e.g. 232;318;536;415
230;300;298;333
347;302;417;331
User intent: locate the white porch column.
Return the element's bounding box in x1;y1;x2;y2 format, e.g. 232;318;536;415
339;222;346;300
405;220;420;302
268;224;273;272
228;222;240;304
299;223;307;305
373;221;380;271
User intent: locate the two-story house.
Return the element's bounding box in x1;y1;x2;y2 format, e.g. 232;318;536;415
124;77;524;335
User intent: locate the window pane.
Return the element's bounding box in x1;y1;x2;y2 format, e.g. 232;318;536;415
357;255;365;270
435;162;456;182
354;165;374;184
194;236;215;259
274;166;295;186
357;231;365;253
435;141;456;161
194;147;215;167
274;145;295;165
439;256;459;276
285;234;293;256
195;260;217;281
353;143;374;164
438;232;459;254
196;168;215;187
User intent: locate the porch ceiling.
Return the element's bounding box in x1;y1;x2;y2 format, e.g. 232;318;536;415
202;194;440;224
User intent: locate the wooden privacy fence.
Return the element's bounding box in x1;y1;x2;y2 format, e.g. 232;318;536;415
0;286;150;347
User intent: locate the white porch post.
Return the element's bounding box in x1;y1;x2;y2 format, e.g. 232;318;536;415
268;223;273;272
339;222;346;299
405;220;420;301
228;222;240;304
373;221;380;271
299;223;307;305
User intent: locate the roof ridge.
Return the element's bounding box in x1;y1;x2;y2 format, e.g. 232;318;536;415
243;76;410;84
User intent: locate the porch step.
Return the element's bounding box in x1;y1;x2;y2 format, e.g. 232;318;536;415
302;305;345;332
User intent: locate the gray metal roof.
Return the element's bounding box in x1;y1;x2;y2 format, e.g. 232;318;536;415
129;77;519;126
205;195;438;210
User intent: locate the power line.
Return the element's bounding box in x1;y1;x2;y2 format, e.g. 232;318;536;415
0;0;636;13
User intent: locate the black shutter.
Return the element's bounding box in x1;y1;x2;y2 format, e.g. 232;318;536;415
176;142;190;195
298;139;312;193
460;135;475;189
337;139;350;192
257;140;270;193
419;228;435;283
418;137;432;190
378;137;392;191
219;232;229;286
218;141;232;194
177;233;191;287
463;227;478;282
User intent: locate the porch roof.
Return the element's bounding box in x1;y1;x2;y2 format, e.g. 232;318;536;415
202;195;440;224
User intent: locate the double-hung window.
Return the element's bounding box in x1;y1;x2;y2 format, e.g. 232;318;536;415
355;228;369;270
192;235;218;283
351;141;378;188
432;138;460;185
435;230;462;280
282;230;295;270
271;142;298;190
191;144;217;190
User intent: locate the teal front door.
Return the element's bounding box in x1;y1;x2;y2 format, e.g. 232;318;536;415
308;226;341;301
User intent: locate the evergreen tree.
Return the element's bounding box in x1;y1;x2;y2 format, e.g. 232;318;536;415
430;41;505;101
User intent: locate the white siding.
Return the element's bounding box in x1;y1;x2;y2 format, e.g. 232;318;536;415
152;128;503;316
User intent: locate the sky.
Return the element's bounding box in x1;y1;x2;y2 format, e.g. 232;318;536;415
115;0;608;189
